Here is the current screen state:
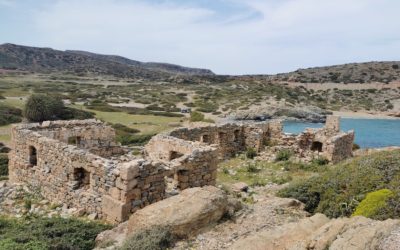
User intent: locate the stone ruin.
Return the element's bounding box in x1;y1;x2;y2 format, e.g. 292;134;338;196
8;116;353;223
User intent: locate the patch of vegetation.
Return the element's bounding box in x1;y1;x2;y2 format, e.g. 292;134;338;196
245;148;257;159
217;156;317;187
275;149;293;162
24;94;65;122
119;227;175;250
311;157;329;166
352;189;393;219
279;150;400;219
190;111;204;122
58;107;95;120
0;216;111;250
111;123;143;145
0;103;22;125
0;153;8;177
352;143;360;151
24;94;94;122
118;133;155;146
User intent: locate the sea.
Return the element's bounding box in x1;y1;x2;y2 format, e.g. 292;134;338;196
283;118;400;149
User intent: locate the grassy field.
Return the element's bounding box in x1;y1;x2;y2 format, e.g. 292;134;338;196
217;154;320;187
0;98;25;109
0;124;12;144
73;105;184;135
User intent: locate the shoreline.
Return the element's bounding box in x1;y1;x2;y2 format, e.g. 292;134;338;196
333;111;400;120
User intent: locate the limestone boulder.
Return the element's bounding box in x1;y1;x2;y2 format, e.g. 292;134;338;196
230;213;400;250
230;213;330;250
324;217;400;250
127;186;228;238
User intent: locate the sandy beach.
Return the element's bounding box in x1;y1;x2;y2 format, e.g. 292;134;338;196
333;111;400;119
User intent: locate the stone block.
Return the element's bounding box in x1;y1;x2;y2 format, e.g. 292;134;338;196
120;161;140;180
101;195;131;223
110;187;121;200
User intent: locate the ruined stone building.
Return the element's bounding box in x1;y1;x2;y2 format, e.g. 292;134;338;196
8;116;353;223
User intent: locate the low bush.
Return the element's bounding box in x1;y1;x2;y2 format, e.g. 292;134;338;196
246;148;257;159
58;107;95;120
312;157;329;166
279;150;400;219
112;123;140;134
352;143;360;151
190;111;205;122
245;162;260;173
85;100;119;112
0;104;22;125
119;227;174;250
352;189;393;219
0;153;8;176
275;149;293;162
112;123;144;145
118;134;155;146
0;216;111;250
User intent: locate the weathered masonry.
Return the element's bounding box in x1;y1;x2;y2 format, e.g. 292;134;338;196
8;120;220;223
8;116;353;223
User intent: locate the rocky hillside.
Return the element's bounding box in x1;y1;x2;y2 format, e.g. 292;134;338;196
267;61;400;84
0;43;214;79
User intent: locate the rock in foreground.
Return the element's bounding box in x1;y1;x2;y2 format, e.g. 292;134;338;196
96;186;228;248
127;186;228;238
230;214;400;250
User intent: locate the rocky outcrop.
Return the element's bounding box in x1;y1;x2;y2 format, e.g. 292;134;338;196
230;214;330;250
126;186;228;238
234;105;332;123
230;214;400;250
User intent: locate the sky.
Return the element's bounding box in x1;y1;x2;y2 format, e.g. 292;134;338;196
0;0;400;75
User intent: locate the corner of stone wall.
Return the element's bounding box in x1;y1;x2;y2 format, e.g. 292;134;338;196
325;115;340;133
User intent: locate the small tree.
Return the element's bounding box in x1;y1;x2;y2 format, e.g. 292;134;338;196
24;94;65;122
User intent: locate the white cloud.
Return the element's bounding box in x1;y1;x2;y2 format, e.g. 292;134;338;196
20;0;400;74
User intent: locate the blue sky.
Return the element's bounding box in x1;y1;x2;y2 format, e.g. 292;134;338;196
1;0;400;75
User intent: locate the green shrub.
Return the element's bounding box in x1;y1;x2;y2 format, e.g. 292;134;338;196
279;150;400;218
275;149;292;162
0;104;22;125
0;153;8;176
0;216;111;250
117;134;155;146
246;148;257;159
245;162;260;173
312;157;329;166
58;107;95;120
190;111;205;122
352;189;394;218
352;143;360;151
112;123;140;134
278;177;321;212
24;94;65;122
119;227;174;250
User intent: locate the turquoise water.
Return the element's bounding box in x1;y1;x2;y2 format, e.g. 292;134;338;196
284;118;400;149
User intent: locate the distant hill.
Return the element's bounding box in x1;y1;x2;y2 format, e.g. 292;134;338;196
1;43;399;84
268;62;400;84
0;43;214;79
